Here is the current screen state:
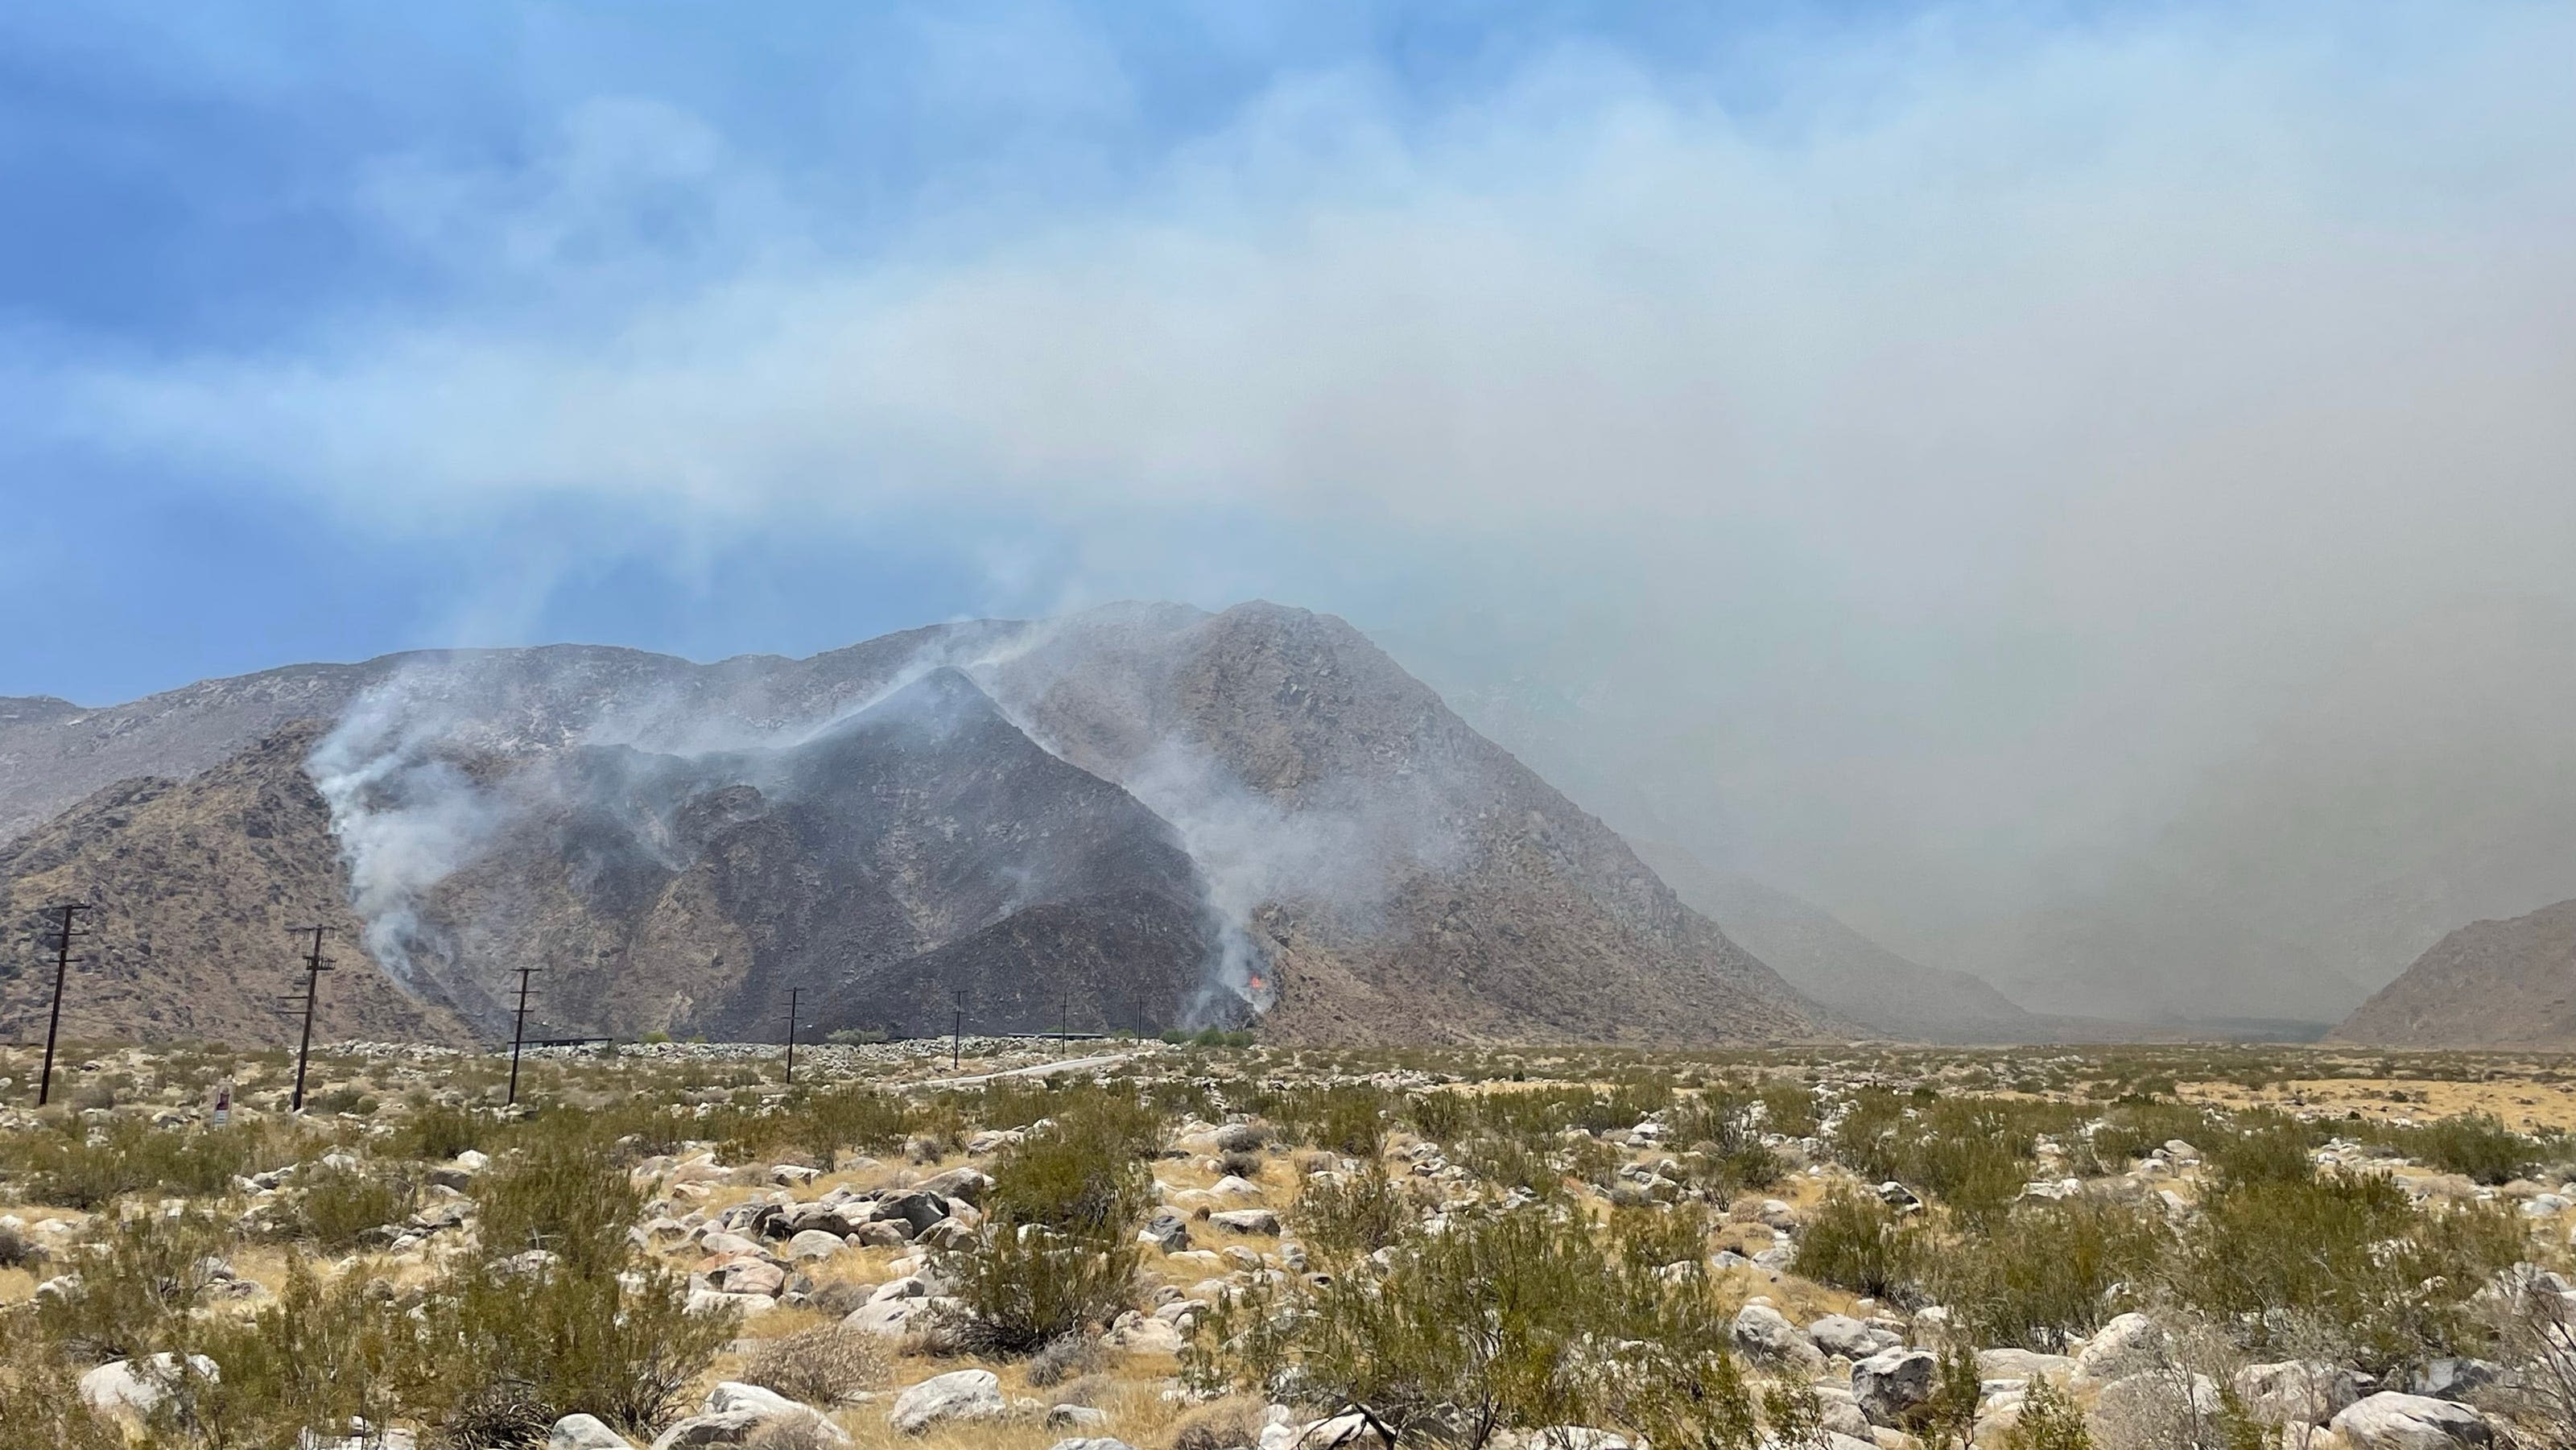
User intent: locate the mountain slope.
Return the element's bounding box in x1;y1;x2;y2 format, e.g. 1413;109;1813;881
0;601;1833;1047
976;603;1831;1043
1623;838;2042;1042
2328;899;2576;1047
0;722;472;1047
400;667;1220;1040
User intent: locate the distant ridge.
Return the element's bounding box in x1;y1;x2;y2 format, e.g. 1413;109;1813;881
1625;837;2047;1042
2330;899;2576;1047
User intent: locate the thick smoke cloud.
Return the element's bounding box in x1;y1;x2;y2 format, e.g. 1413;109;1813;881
46;2;2576;1018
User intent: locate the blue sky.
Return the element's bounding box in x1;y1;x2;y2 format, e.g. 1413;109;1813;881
2;0;1918;702
4;1;2572;960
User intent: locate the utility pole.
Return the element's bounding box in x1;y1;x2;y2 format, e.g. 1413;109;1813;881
783;986;800;1088
506;966;539;1107
34;902;93;1108
1059;989;1069;1047
286;925;335;1113
951;986;967;1072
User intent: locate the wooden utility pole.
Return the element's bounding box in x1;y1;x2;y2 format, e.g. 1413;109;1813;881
286;925;335;1113
1059;990;1070;1047
951;986;967;1071
783;986;800;1087
506;966;539;1107
34;902;93;1108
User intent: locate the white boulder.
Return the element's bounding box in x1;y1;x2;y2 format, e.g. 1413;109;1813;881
888;1369;1005;1434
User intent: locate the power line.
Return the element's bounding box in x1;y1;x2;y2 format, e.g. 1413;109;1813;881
506;966;540;1107
285;924;336;1113
783;986;801;1088
34;902;93;1108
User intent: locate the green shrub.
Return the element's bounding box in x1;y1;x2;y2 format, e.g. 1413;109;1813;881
987;1093;1160;1237
2089;1102;2212;1167
1609;1204;1717;1274
288;1159;420;1251
2365;1113;2545;1185
1295;1164;1412;1263
0;1312;126;1450
2004;1375;2092;1450
174;1258;418;1449
1188;1206;1612;1440
1917;1341;1985;1446
1615;1336;1762;1450
1831;1093;2065;1227
421;1258;733;1435
2204;1117;2323;1187
1793;1188;1918;1299
751;1084;912;1172
1934;1196;2167;1350
1453;1131;1566;1200
1188;1201;1745;1447
37;1211;232;1361
1406;1089;1471;1143
474;1130;643;1274
936;1219;1141;1356
306;1086;378;1117
1667;1087;1783;1196
16;1119;261;1209
1757;1081;1819;1137
394;1101;483;1162
1278;1084;1388;1157
1758;1379;1829;1450
2175;1166;2524;1372
1161;1027;1257;1048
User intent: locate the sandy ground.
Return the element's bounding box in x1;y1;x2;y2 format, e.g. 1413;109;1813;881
2185;1075;2576;1132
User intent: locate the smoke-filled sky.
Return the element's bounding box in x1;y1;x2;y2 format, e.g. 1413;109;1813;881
6;2;2573;1014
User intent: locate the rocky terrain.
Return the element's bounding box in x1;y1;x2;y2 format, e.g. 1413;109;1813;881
408;667;1222;1041
0;602;1828;1048
0;721;469;1047
974;605;1827;1044
2330;897;2576;1047
2;1038;2566;1450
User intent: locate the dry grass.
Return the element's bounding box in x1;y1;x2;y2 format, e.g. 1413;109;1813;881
2188;1073;2576;1133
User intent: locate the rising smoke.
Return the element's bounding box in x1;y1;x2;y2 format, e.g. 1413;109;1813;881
300;608;1463;1028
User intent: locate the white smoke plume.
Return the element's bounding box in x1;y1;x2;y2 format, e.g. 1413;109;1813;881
299;610;1439;1025
304;678;507;991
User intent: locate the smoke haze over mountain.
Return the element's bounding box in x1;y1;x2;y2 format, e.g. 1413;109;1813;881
6;3;2574;1022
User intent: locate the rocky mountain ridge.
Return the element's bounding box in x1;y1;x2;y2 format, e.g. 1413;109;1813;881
0;603;1832;1048
2330;898;2576;1047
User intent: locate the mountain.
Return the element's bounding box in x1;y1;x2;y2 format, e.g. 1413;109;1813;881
400;667;1220;1040
2327;899;2576;1047
0;721;471;1047
1624;838;2045;1042
0;603;1831;1047
975;604;1831;1043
